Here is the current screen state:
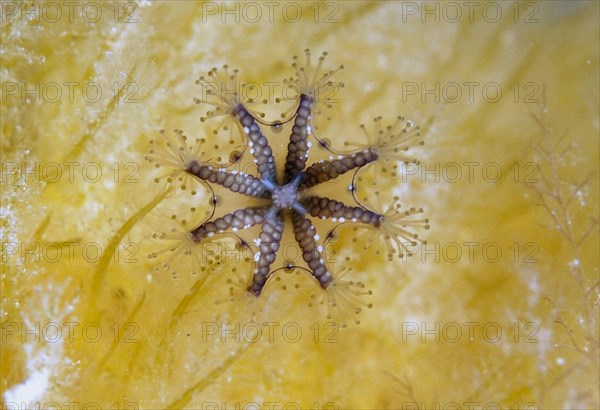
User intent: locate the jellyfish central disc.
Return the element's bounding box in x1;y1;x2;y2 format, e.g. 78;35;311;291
272;182;299;209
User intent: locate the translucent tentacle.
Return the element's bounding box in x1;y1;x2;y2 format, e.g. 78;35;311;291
292;49;344;101
378;204;429;259
360;116;424;165
195;65;242;119
309;266;373;327
351;201;429;260
145;129;206;190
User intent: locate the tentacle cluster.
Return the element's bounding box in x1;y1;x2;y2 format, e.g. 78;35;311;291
309;266;373;327
360;115;424;165
145;129;206;190
146;50;428;325
292;49;344;101
353;201;430;261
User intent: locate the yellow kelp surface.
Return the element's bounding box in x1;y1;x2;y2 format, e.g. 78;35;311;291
2;1;598;409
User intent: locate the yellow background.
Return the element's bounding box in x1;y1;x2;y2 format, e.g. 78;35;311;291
2;1;598;409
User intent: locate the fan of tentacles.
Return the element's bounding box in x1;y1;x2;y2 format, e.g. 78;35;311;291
146;50;428;325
